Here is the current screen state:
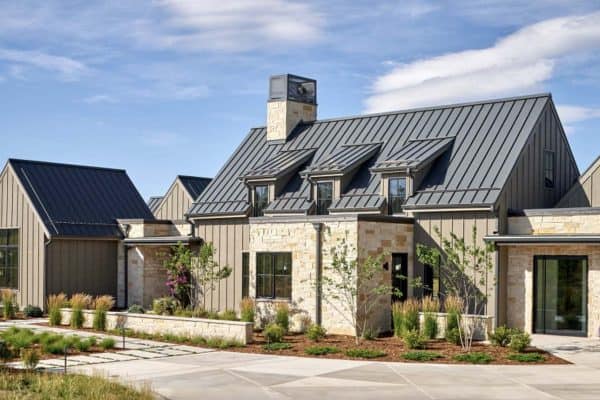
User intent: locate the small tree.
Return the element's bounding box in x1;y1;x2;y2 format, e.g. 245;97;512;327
320;237;399;344
416;226;495;351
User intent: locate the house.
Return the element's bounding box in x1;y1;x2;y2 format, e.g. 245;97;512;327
181;74;598;337
0;159;154;309
149;175;211;220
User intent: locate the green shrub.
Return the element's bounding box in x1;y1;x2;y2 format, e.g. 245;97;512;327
93;310;108;331
92;295;114;331
453;352;494;364
403;351;443;361
306;324;327;342
391;302;404;337
127;304;145;314
489;325;515;347
361;327;379;341
402;299;420;334
305;346;340;356
20;348;40;370
23;305;43;318
422;296;440;339
75;338;93;352
263;323;285;343
403;329;426;350
47;293;67;326
100;337;116;350
191;306;208;318
507;352;545;363
444;295;463;333
219;309;238;321
190;336;207;346
4;329;35;351
0;340;12;363
345;348;386;359
174;307;193;318
445;327;462;346
205;337;243;349
87;336;98;347
206;311;220;320
274;303;289;332
263;342;292;351
508;331;531;353
240;298;255;323
152;297;177;316
1;289;16;320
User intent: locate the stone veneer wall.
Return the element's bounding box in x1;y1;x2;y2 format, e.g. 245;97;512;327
509;213;600;235
505;244;600;337
59;309;253;344
127;246;170;308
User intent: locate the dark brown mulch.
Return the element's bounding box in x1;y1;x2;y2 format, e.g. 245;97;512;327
232;333;569;365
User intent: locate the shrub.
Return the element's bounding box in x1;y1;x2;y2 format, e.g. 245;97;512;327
403;329;426;350
445;327;461;346
306;324;327;342
152;297;177;316
305;346;340;356
263;342;292;351
274;302;290;332
20;348;40;370
70;293;92;329
100;337;116;350
127;304;145;314
93;295;114;331
240;297;255;323
444;295;463;333
1;289;16;320
263;323;285;343
75;338;93;352
489;325;515;347
401;299;420;334
403;351;443;361
205;337;243;349
47;293;67;326
206;311;220;320
422;296;439;339
391;302;404;337
4;328;35;351
0;340;11;364
23;305;43;318
508;331;531;353
191;306;208;318
453;352;494;364
174;307;193;318
219;309;238;321
87;336;98;347
361;326;379;341
507;352;545;363
345;348;386;359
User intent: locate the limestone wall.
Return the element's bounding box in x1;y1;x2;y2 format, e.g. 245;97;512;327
508;212;600;235
127;246;170;308
267;100;317;141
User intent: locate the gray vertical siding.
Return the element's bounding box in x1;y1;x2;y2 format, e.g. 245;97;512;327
0;165;47;308
556;156;600;207
46;239;118;299
195;219;249;311
154;180;193;221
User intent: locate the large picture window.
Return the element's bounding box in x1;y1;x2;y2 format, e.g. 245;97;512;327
253;185;269;217
0;229;18;289
256;252;292;299
316;182;333;215
242;252;249;298
388;177;407;214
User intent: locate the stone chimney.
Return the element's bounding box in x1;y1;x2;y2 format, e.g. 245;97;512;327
267;74;317;141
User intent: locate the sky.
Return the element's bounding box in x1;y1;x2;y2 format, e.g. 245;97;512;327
1;0;600;200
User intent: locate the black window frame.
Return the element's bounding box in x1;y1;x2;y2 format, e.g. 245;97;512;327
388;177;407;214
544;150;555;189
242;252;249;298
315;181;333;215
256;252;292;300
253;185;269;217
0;229;18;289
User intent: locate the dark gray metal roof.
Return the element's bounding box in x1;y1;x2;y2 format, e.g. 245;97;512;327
302;143;381;176
242;149;316;180
9;159;153;237
147;196;163;213
178;175;212;200
189;93;552;217
372;137;454;172
484;234;600;244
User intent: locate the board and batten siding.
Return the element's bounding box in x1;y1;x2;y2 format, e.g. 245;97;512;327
556;156;600;208
194;219;249;312
0;164;47;308
154;179;194;221
46;239;118;299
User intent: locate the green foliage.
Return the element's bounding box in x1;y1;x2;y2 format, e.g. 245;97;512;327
206;311;220;320
391;302;404;337
1;289;16;320
219;309;238;321
423;315;438;339
361;326;379;340
262;342;292;351
304;346;340;356
508;331;531;353
75;338;93;352
71;309;85;329
2;327;35;352
152;297;178;316
403;329;426;350
47;293;67;326
263;323;285;343
240;298;255;323
205;337;243;349
274;303;289;332
49;309;62;327
100;337;116;350
92;310;107;331
507;352;545;363
23;305;43;318
453;352;494;364
0;340;12;363
127;304;145;314
403;351;443;361
306;324;327;342
345;348;386;359
87;336;98;347
445;328;461;346
21;348;40;370
489;325;516;347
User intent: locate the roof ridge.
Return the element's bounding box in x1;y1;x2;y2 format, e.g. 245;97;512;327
177;175;213;180
9;158;126;173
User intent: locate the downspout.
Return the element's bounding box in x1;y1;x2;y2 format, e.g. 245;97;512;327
312;222;323;326
124;244;129;308
43;237;52;311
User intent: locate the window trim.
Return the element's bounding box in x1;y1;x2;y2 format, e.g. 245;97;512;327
256;252;292;300
544;150;555;189
315;181;334;215
0;228;19;290
388;176;407;214
253;185;270;217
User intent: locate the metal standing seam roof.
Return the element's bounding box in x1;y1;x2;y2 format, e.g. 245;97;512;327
371;137;454;171
177;175;212;200
188;93;554;217
9;159;154;237
301;143;381;176
147;196;163;213
241;148;316;180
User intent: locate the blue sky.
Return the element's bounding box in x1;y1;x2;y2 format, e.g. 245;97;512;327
1;1;600;200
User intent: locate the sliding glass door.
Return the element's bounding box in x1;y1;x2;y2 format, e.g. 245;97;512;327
534;256;587;336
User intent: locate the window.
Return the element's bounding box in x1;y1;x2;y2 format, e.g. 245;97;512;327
423;261;440;299
316;182;333;215
253;185;269;217
544;150;555;188
256;252;292;299
242;252;249;298
388;177;407;214
0;229;18;289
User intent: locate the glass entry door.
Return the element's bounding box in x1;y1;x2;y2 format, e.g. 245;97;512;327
534;256;587;336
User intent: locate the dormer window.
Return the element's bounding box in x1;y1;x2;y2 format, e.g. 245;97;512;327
388;177;406;214
316;181;333;215
253;185;269;217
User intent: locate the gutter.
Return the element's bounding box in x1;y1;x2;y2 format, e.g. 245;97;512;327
312;222;323;326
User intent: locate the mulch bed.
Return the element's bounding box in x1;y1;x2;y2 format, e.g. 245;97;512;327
233;333;569;365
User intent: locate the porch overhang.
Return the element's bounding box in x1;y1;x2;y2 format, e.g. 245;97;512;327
484;234;600;245
123;236;203;246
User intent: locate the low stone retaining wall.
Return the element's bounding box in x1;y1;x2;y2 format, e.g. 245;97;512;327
419;312;493;341
59;309;253;344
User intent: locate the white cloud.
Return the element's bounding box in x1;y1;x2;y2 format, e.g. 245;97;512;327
83;94;118;104
365;12;600;113
0;47;87;80
556;105;600;124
